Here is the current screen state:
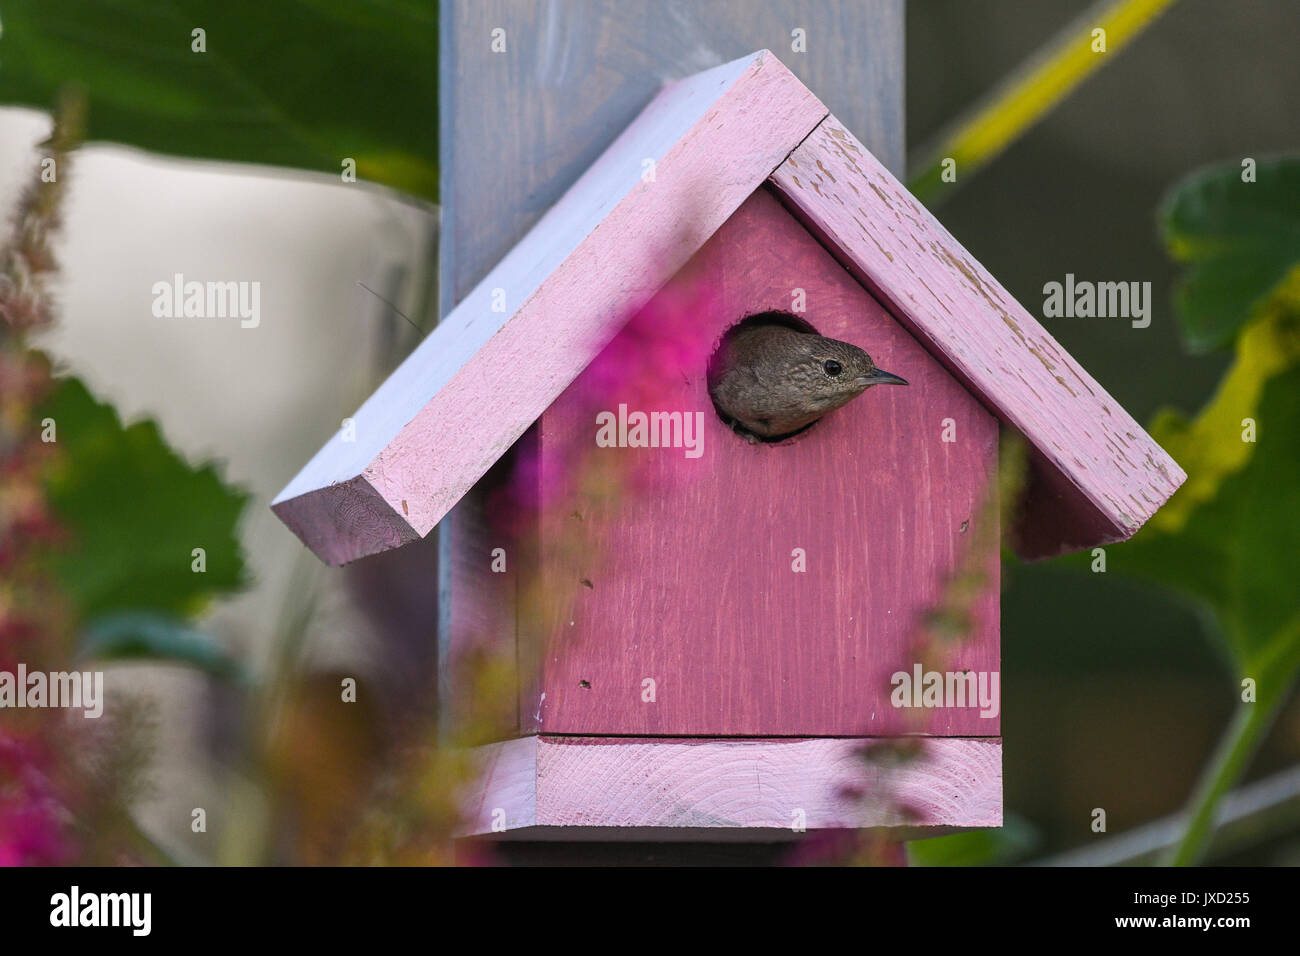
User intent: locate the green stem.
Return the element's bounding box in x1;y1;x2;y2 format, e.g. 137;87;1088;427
1165;621;1300;866
1164;697;1278;865
908;0;1178;204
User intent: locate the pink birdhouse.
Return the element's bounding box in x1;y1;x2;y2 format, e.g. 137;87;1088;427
272;51;1184;839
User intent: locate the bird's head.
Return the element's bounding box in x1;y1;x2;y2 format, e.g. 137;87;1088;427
790;334;908;413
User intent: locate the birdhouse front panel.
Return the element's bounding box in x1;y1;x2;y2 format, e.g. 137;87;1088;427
525;187;1001;737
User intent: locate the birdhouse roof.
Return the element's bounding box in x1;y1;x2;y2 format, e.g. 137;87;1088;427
273;49;1184;566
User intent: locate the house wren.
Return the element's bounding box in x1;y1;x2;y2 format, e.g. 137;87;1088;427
707;321;907;439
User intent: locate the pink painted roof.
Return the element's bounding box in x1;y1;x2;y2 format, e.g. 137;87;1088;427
273;49;1184;565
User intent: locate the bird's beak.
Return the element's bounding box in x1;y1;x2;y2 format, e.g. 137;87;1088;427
855;368;908;387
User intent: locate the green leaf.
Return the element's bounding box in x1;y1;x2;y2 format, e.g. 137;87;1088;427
1143;296;1300;531
906;814;1038;866
81;611;246;681
36;375;250;619
0;0;438;200
1159;157;1300;351
1112;367;1300;669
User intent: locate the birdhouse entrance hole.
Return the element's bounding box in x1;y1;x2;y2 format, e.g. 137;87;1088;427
707;310;824;443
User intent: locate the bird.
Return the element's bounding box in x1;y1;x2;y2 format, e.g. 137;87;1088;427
706;318;907;440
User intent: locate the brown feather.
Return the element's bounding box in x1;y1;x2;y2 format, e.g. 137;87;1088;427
708;322;906;438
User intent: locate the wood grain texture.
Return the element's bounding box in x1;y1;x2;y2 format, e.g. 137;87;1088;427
460;735;1003;836
273;49;828;565
439;0;905;316
533;188;1000;737
768;118;1187;559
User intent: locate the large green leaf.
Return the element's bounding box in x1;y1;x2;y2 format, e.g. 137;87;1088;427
1159;157;1300;352
1112;367;1300;669
1078;158;1300;867
37;375;250;619
0;0;438;200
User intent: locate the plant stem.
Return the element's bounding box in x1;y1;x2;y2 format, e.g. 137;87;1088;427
1165;622;1300;866
908;0;1178;204
1164;697;1278;865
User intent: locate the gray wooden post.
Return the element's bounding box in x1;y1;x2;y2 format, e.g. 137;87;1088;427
440;0;904;316
435;4;904;851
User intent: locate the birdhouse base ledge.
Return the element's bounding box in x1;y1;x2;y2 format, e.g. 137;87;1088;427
458;735;1001;840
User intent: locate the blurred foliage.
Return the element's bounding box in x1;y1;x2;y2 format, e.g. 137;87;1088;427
0;0;438;200
1147;284;1300;535
910;0;1177;204
908;813;1039;866
80;610;245;681
1159;159;1300;353
3;2;438;865
1110;158;1300;673
1056;156;1300;864
1122;365;1300;670
0;97;180;865
36;375;249;621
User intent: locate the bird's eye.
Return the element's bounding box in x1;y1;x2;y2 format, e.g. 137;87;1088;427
823;360;842;376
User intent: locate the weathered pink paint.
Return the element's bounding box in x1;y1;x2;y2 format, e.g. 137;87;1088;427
272;50;828;565
767;119;1186;559
522;188;1000;737
460;736;1003;837
272;52;1181;567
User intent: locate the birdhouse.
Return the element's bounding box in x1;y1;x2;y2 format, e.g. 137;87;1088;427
272;51;1184;839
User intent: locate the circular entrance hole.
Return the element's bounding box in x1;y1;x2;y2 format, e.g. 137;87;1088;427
706;310;824;443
